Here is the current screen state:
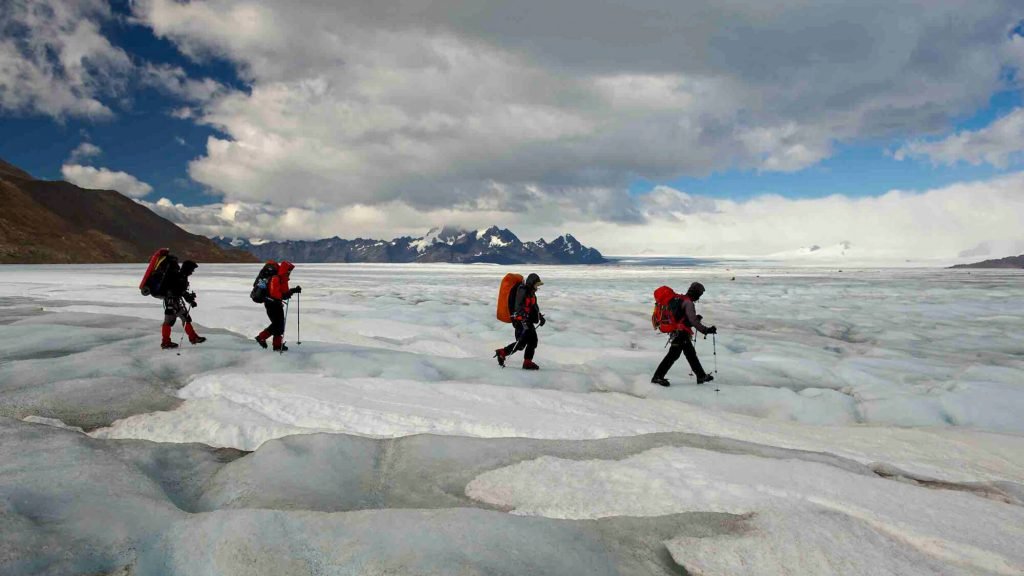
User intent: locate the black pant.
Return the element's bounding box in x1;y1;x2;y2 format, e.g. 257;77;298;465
503;321;538;361
264;300;286;336
654;332;706;380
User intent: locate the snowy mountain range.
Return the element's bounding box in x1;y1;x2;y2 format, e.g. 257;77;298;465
212;226;607;264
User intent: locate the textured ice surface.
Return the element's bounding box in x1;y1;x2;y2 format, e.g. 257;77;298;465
1;418;749;575
466;446;1024;574
90;371;1024;483
1;264;1023;575
3;264;1023;432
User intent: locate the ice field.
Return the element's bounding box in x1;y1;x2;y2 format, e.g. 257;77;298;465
2;263;1024;575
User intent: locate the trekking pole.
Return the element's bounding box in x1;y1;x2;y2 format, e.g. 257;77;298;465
713;333;718;374
281;300;290;355
176;302;191;356
296;292;301;345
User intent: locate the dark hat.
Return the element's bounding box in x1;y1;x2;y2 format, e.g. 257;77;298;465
181;260;198;275
686;282;705;299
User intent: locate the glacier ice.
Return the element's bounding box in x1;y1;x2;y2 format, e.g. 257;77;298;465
1;264;1023;575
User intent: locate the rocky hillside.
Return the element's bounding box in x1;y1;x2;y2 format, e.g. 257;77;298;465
214;226;606;264
0;158;255;264
951;254;1024;269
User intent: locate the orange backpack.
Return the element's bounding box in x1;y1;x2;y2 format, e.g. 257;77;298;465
496;273;524;323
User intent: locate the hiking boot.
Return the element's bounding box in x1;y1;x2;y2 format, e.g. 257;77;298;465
161;341;179;350
697;374;714;385
190;337;207;345
273;343;289;352
651;377;670;387
493;348;507;368
522;360;540;370
255;329;271;349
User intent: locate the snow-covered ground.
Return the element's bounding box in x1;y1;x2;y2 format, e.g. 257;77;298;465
1;263;1023;575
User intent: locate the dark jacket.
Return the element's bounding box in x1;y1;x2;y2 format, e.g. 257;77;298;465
669;296;709;335
513;273;542;324
164;260;198;300
162;267;187;299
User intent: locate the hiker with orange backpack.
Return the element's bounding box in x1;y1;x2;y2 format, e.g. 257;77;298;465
651;282;716;386
494;273;546;370
254;261;301;352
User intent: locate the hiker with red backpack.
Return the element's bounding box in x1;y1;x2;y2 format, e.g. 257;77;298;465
139;249;205;349
253;261;301;352
494;272;546;370
160;259;206;349
651;282;716;386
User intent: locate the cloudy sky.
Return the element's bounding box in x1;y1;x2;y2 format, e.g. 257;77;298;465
2;0;1023;262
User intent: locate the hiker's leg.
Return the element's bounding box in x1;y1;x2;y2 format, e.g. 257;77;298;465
681;335;707;379
267;302;285;336
522;326;538;361
653;337;684;380
504;321;524;356
184;322;203;343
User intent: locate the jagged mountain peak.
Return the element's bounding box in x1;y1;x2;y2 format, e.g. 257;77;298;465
212;225;605;264
436;225;470;241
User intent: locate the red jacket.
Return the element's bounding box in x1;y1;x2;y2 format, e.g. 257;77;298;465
268;261;295;301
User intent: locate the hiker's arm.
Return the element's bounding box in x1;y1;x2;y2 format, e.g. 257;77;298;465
684;301;708;334
513;286;528;319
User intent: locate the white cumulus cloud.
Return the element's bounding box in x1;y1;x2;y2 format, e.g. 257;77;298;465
61;164;154;198
0;0;131;118
566;174;1024;264
131;0;1024;217
69;142;102;162
144;173;1024;265
895;107;1024;168
0;0;231;120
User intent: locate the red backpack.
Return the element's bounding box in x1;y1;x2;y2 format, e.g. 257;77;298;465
652;286;693;335
140;248;172;298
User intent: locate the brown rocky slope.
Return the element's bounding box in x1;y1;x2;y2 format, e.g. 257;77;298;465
950;254;1024;269
0;158;254;264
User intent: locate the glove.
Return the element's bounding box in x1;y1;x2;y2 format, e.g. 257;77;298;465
292;286;302;294
538;315;546;327
185;293;197;307
707;326;717;335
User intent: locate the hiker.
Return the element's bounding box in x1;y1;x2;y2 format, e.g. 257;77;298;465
254;261;301;352
494;273;545;370
161;259;206;349
652;282;716;386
